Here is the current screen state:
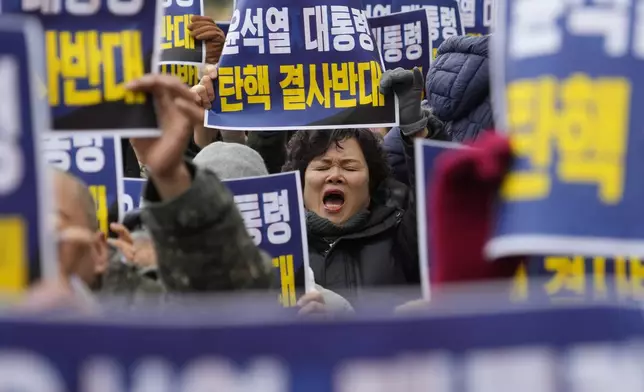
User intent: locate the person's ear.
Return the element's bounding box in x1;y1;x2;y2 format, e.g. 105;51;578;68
93;231;109;275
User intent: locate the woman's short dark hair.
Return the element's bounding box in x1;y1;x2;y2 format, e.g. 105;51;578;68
282;129;391;193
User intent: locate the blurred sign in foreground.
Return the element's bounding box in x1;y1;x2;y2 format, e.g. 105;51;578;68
0;15;56;294
488;0;644;259
0;302;644;391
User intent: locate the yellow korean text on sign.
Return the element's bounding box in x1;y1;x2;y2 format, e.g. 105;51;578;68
46;29;146;107
0;217;27;294
501;74;631;205
273;254;296;307
89;185;109;237
511;255;644;302
217;61;386;113
161;14;195;51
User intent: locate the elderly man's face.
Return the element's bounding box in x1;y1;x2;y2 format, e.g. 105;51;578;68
53;171;107;287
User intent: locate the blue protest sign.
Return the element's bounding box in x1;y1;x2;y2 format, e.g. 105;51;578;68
0;16;56;293
414;139;464;300
0;303;644;391
362;0;465;59
0;0;162;137
159;63;201;86
396;0;465;59
511;255;644;303
458;0;493;36
160;0;205;65
488;0;644;259
369;9;433;76
42;136;124;237
121;178;145;214
217;20;230;36
362;0;393;18
224;172;310;306
205;0;399;131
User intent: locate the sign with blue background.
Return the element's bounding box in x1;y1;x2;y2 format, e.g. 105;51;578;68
488;0;644;259
369;9;433;75
42;135;123;237
510;255;644;304
160;0;205;65
224;172;310;306
121;178;145;214
362;0;393;17
363;0;465;59
414;139;464;300
0;16;56;293
458;0;493;36
205;0;399;131
0;302;644;391
0;0;161;136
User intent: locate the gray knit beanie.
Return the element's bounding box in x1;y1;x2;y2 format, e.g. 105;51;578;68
192;141;268;180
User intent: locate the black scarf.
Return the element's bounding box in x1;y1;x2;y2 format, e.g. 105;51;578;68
306;210;370;240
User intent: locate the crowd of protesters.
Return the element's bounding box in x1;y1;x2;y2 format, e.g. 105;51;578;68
22;14;503;316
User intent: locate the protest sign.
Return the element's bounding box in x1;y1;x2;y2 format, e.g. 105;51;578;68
205;0;399;131
224;172;310;306
0;0;162;137
158;0;204;88
42;136;124;237
121;178;145;214
160;63;201;86
511;255;644;303
487;0;644;258
414;139;464;300
363;0;464;59
458;0;493;36
396;0;465;59
0;16;56;293
0;303;643;391
160;0;205;66
369;9;433;76
362;0;392;18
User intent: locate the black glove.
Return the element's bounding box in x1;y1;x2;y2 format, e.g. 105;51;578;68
379;67;430;136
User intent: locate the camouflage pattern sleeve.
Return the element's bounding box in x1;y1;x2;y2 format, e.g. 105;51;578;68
140;161;274;292
100;247;166;292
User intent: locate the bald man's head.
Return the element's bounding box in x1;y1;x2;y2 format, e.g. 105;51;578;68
52;168;107;287
52;169;98;232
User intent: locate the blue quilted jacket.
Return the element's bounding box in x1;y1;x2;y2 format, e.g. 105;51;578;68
426;35;493;142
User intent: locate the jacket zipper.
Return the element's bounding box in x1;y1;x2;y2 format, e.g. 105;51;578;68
323;239;339;258
320;211;403;289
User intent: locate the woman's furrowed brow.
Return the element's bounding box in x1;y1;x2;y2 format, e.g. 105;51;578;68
340;158;363;165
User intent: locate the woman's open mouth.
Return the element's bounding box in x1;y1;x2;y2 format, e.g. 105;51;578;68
323;189;345;213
